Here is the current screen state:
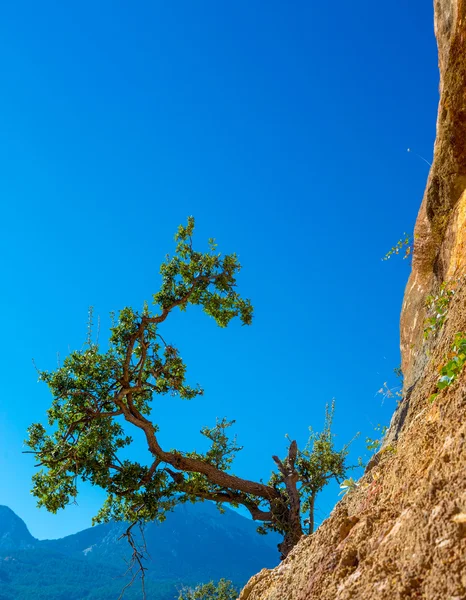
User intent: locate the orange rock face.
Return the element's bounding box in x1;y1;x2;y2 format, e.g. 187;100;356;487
402;0;466;387
239;2;466;598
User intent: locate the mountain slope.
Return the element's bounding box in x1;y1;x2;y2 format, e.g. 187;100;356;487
0;503;279;599
0;506;36;551
46;502;279;583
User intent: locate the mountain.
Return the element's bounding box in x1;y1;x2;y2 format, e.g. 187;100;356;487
44;502;279;583
0;504;279;600
0;506;35;551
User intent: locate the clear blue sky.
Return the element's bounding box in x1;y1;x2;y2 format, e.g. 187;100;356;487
0;0;438;540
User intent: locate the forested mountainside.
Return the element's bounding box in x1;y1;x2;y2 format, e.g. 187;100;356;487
0;503;279;600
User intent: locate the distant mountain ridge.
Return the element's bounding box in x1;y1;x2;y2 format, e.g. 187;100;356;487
0;504;279;600
0;506;36;551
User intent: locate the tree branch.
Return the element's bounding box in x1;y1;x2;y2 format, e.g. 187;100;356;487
163;469;273;522
118;522;147;600
119;401;279;501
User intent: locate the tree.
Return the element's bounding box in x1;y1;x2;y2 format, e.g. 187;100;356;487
177;579;237;600
26;217;355;566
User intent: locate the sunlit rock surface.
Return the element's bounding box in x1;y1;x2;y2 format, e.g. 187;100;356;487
240;2;466;598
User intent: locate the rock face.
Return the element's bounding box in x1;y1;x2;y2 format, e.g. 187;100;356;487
402;0;466;388
239;3;466;599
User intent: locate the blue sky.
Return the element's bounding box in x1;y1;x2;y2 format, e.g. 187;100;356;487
0;0;438;540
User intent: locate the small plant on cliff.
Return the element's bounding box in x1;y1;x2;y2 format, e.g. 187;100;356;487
26;217;356;589
177;579;237;600
376;382;402;402
430;332;466;401
382;233;412;261
265;400;357;536
406;148;432;167
393;365;403;382
424;281;456;339
339;477;358;495
365;424;388;452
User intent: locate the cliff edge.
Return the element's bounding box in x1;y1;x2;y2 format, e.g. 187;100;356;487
239;2;466;598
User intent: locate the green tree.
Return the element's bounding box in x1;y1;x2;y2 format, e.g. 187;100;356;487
26;218;355;563
177;579;237;600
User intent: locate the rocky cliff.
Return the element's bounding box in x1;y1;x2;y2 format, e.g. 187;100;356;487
239;2;466;599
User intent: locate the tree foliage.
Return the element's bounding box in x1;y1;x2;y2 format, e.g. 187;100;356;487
177;579;237;600
382;233;412;261
27;218;355;564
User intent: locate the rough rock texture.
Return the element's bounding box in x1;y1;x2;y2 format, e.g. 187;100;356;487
239;2;466;599
403;0;466;387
